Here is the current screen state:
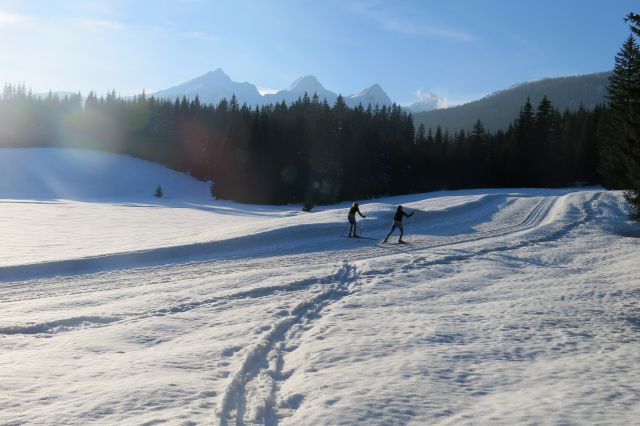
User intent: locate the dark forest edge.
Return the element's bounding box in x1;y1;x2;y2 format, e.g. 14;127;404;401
0;88;604;204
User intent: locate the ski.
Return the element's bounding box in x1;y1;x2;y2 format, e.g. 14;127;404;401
340;235;377;240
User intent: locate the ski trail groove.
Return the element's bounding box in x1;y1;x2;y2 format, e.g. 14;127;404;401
398;192;602;270
0;270;347;337
297;195;559;267
376;196;554;257
217;261;358;426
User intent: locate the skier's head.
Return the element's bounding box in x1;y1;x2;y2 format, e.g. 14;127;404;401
353;202;359;208
397;205;403;211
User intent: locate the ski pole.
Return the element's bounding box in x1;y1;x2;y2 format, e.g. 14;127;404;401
342;222;349;237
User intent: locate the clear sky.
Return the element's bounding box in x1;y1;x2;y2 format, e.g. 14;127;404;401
0;0;636;105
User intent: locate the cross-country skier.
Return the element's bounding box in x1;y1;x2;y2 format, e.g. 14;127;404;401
383;205;414;243
348;202;366;238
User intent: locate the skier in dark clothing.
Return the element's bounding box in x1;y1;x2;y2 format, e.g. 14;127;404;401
347;202;366;237
383;205;414;243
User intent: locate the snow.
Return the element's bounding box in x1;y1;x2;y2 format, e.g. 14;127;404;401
346;84;392;107
1;148;640;424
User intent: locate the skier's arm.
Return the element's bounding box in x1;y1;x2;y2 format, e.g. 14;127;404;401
358;208;366;218
404;211;414;217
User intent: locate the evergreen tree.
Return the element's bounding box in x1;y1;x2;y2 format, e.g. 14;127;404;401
626;12;640;36
471;119;486;138
599;17;640;218
416;123;426;142
534;95;555;185
516;97;535;185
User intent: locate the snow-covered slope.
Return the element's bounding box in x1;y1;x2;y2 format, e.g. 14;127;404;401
0;147;299;269
0;147;212;202
346;83;392;108
1;148;639;424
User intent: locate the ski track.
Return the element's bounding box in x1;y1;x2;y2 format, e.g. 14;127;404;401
217;261;358;426
0;189;618;424
0;265;351;336
0;193;551;283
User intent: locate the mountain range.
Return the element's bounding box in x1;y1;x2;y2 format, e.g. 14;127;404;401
152;68;395;110
151;69;610;131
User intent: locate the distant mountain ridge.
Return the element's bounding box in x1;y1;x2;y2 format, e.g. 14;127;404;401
413;71;610;132
152;69;396;109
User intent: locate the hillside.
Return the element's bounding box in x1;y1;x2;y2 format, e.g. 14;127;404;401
0;147;212;202
413;71;610;132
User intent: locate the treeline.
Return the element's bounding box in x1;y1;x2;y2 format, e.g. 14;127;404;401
0;84;604;205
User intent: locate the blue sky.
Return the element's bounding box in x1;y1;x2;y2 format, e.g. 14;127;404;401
0;0;636;105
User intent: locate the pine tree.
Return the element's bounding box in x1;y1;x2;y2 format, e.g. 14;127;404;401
471;119;486;138
416;123;426;142
626;12;640;36
599;18;640;219
516;98;535;185
534;96;555;185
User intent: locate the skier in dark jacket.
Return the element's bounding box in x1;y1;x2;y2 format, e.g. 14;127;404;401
347;202;366;237
383;205;414;243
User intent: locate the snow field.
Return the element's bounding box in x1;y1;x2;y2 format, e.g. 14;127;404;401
1;148;640;424
279;219;640;424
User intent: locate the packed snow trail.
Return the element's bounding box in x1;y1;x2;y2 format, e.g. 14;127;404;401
1;187;640;424
1;192;560;281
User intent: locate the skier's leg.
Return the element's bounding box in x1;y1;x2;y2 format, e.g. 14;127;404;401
398;224;405;243
383;223;396;243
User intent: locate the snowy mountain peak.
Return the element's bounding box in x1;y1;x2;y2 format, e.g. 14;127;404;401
198;68;232;84
361;83;385;95
347;83;392;107
350;83;388;97
152;68;261;105
287;75;326;93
